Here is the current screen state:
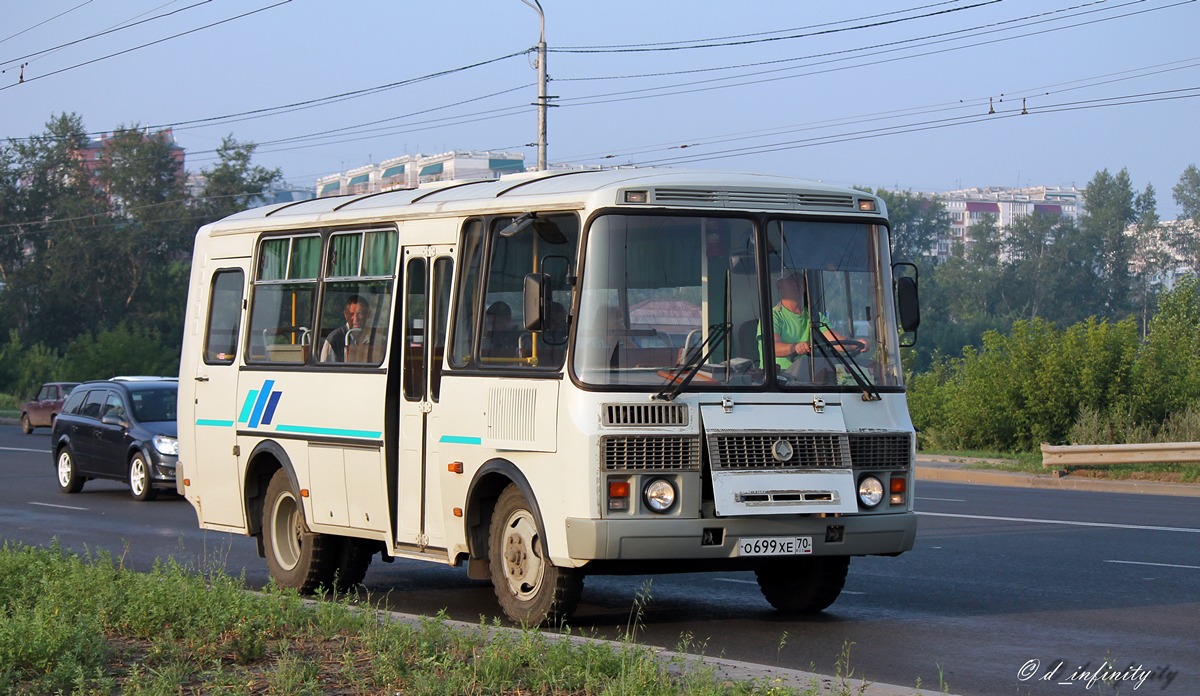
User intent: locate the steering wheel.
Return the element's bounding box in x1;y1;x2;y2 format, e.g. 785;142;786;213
823;338;867;357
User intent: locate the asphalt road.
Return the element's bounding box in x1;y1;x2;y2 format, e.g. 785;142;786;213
3;424;1196;695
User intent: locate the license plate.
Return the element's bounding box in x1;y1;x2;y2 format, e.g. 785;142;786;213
736;536;813;556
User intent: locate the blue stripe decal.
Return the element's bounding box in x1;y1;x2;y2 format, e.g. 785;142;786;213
196;419;235;428
262;391;282;425
275;424;383;439
238;390;259;424
248;379;275;428
439;435;482;445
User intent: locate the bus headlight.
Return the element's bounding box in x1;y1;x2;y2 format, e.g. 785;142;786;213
857;475;884;508
643;478;677;513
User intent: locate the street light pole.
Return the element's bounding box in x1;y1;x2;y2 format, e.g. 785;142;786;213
521;0;548;170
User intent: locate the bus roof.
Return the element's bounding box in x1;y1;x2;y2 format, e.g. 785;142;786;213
203;168;885;235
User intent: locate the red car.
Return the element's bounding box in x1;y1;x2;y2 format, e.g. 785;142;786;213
20;382;80;434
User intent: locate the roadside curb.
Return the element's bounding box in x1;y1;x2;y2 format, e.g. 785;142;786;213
341;600;957;696
916;459;1200;498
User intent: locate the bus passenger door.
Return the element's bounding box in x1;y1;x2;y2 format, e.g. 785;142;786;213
396;246;453;550
188;262;250;529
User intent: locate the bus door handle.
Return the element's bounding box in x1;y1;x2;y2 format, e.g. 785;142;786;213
194;376;210;382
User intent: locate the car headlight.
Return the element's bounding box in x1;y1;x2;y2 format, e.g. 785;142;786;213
857;475;884;508
643;478;677;513
152;434;179;456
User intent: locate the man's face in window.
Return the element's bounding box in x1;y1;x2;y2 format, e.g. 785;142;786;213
344;301;369;329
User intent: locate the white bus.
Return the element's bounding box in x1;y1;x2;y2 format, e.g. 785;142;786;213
178;168;921;625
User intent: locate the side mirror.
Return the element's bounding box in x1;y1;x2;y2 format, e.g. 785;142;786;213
523;273;551;331
101;414;126;427
897;276;920;333
893;262;920;347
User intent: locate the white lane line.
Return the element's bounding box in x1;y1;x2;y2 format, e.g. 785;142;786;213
917;496;967;502
1105;559;1200;570
1;446;50;453
29;501;88;511
714;578;756;585
917;511;1200;534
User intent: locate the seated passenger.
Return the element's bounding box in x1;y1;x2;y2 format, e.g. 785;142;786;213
321;295;376;362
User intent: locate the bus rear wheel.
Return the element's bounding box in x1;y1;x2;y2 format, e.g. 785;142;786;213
263;469;335;593
488;484;583;626
755;556;850;614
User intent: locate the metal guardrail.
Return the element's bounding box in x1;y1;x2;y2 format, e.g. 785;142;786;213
1041;442;1200;468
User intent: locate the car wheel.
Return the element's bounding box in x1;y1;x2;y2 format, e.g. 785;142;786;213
488;484;583;626
262;469;336;593
57;449;84;494
21;414;33;434
129;453;157;501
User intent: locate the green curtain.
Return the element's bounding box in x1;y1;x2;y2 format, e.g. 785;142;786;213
328;234;361;277
291;236;322;279
363;230;397;276
259;239;289;280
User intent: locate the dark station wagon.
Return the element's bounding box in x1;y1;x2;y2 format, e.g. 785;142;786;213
51;378;179;501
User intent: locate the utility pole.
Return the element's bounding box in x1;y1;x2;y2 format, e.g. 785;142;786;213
522;0;548;170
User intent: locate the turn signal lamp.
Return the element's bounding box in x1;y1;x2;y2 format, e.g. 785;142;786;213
858;198;877;212
890;476;906;505
624;190;648;203
608;480;630;511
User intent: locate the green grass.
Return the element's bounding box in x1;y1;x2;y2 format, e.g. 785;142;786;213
1;541;834;695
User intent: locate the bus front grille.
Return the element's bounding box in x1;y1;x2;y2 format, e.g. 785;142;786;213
708;433;849;470
602;435;701;471
847;433;913;469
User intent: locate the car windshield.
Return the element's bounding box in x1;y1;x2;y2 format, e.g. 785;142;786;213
129;386;177;422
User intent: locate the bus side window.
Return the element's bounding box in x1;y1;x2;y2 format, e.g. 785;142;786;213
203;270;245;364
430;256;453;401
403;257;427;400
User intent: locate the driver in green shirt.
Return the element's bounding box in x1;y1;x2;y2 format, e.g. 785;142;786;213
759;270;865;371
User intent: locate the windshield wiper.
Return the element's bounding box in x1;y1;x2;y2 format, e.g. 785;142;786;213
811;320;881;402
653;322;731;402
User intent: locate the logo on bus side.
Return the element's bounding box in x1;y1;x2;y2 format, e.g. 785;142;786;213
239;380;282;429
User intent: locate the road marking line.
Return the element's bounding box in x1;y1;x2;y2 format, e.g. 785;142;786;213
917;496;967;502
714;578;757;585
1105;559;1200;570
1;446;49;453
29;502;88;511
917;511;1200;534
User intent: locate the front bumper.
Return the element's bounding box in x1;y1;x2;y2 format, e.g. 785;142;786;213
565;511;916;561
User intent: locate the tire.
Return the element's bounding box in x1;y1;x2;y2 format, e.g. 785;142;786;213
755;556;850;614
21;414;33;434
331;538;376;592
129;452;157;501
488;484;583;626
56;448;84;494
262;469;336;593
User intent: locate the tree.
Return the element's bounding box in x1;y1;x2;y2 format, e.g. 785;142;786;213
873;189;951;262
199;136;282;222
1171;164;1200;272
1079;168;1136;318
1129;184;1168;336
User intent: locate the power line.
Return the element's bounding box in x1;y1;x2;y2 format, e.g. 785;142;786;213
553;0;1193;109
0;0;95;48
0;1;291;92
552;0;965;50
549;0;1004;53
0;0;212;70
556;0;1112;83
559;56;1200;163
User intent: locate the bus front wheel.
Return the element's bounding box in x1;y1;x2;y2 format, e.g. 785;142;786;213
488;484;583;626
263;469;335;593
755;556;850;614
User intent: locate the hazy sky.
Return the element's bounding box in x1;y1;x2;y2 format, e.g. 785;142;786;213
3;1;1198;215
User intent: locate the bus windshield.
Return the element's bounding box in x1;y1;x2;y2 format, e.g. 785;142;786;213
573;213;903;390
